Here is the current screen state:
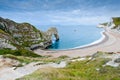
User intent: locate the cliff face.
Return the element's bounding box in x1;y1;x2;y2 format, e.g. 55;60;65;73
111;17;120;30
98;17;120;31
0;17;59;50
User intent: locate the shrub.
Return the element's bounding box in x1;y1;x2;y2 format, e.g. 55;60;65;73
0;48;42;57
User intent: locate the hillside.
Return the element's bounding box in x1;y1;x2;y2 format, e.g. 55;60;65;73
17;52;120;80
98;17;120;30
112;17;120;29
0;17;59;50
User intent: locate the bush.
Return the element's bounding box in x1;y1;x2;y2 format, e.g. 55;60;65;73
0;48;42;57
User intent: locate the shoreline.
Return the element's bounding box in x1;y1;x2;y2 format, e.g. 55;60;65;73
73;30;106;49
54;30;106;51
34;28;120;58
49;30;105;51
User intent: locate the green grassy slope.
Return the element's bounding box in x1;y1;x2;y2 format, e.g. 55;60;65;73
112;17;120;28
17;52;120;80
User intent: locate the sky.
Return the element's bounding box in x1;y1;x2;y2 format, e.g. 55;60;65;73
0;0;120;25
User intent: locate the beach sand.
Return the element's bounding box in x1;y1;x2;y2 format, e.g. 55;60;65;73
34;28;120;58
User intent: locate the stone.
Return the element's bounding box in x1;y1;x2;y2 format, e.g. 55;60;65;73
114;58;120;63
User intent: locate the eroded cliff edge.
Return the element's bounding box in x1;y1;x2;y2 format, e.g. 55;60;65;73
98;17;120;31
0;17;59;50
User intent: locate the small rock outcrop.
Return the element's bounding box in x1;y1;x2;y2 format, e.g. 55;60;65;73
0;17;59;50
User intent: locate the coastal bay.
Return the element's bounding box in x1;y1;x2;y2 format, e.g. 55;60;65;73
34;28;120;58
37;25;103;50
0;0;120;79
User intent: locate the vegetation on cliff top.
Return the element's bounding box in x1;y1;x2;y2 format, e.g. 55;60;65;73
0;48;69;65
112;17;120;28
0;48;43;65
0;48;41;57
99;17;120;29
100;22;108;26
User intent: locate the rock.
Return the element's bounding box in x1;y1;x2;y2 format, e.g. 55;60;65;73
105;54;120;67
0;39;16;50
0;17;59;50
47;27;59;41
99;17;120;31
114;58;120;63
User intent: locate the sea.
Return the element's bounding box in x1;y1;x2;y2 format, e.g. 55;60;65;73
36;25;103;50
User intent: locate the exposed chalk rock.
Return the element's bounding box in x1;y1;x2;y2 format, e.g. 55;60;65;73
0;17;59;50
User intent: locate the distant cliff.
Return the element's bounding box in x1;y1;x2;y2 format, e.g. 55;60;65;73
0;17;59;50
98;17;120;31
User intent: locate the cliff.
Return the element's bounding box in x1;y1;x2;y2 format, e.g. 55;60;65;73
0;17;59;50
98;17;120;31
112;17;120;29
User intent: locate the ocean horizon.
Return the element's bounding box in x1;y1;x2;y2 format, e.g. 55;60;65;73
36;25;103;50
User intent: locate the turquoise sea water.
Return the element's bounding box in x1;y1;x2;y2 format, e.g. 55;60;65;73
37;25;103;50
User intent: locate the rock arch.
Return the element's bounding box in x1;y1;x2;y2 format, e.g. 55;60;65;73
46;27;59;41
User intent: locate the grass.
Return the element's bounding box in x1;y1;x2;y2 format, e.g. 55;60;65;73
112;17;120;28
3;54;39;64
0;29;10;38
17;57;120;80
0;48;69;65
1;48;119;80
0;48;41;57
0;48;42;64
2;53;69;66
100;22;108;26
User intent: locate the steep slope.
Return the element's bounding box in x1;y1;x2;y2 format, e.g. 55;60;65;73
17;52;120;80
98;17;120;31
112;17;120;29
0;17;59;50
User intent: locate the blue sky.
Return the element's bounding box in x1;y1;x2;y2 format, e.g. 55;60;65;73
0;0;120;25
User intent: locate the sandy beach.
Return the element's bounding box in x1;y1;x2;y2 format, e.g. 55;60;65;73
34;28;120;58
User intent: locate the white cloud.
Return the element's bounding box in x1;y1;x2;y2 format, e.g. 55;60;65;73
48;9;120;25
0;8;120;26
50;15;109;25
